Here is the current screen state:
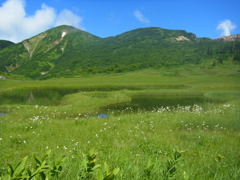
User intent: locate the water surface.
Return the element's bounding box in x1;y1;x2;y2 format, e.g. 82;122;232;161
101;95;222;113
0;85;189;106
0;86;140;106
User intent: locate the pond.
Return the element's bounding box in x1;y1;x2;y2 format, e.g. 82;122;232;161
97;113;108;119
0;88;79;106
101;95;222;113
0;87;222;114
0;86;139;106
0;84;191;106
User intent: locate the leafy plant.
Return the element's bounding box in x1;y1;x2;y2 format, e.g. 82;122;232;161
3;156;29;180
143;159;154;179
78;149;120;180
79;149;101;179
142;149;184;179
29;149;66;179
161;149;183;180
96;162;120;180
1;150;66;180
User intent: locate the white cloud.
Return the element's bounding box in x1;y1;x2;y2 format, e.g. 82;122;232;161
0;0;84;43
134;9;150;24
55;9;84;29
217;19;236;36
22;4;56;37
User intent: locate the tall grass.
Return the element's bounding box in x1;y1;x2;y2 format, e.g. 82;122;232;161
0;68;239;179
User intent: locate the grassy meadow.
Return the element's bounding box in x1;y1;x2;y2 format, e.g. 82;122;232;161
0;65;240;179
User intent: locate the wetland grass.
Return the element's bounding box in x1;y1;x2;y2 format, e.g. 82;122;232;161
0;68;239;179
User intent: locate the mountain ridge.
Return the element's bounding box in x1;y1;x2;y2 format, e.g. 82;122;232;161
1;25;240;44
0;40;15;50
214;34;240;42
0;25;239;79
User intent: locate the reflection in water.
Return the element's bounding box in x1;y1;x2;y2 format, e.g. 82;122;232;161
0;87;223;116
0;86;140;106
0;88;79;106
101;95;222;113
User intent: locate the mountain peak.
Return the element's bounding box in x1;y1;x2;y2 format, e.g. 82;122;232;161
112;27;197;42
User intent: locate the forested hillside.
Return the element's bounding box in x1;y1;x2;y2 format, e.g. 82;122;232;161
0;25;239;79
0;40;14;50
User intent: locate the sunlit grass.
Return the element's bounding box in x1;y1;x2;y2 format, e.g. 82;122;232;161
0;68;239;179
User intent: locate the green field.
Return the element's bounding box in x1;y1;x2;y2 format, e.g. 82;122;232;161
0;66;240;179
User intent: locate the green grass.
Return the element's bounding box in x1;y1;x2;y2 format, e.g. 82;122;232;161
0;67;240;179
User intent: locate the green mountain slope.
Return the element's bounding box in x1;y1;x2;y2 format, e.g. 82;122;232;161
0;25;239;79
0;40;15;50
0;25;100;78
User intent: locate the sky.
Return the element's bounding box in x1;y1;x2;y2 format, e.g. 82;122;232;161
0;0;239;43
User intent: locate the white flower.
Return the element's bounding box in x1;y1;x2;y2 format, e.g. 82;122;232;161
223;104;231;108
0;138;2;141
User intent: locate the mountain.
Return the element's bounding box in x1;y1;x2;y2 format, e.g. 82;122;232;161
0;25;100;78
0;25;239;79
0;40;15;50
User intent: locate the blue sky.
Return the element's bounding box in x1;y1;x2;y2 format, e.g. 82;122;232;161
0;0;239;42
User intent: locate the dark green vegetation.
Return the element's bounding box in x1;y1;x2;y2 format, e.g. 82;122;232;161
0;67;240;179
0;25;239;79
0;40;14;50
